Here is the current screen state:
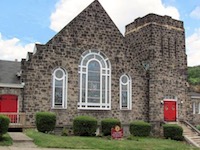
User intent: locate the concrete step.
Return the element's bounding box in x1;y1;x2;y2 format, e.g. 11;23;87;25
12;141;37;148
8;132;37;148
8;132;33;142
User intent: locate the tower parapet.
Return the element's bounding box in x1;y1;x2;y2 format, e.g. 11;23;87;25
125;14;184;35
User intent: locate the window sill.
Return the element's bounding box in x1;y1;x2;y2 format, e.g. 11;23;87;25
120;109;132;111
51;107;67;110
78;107;111;110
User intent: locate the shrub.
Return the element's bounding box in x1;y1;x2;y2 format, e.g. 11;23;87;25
73;116;97;136
196;125;200;131
0;115;10;140
129;120;151;137
163;124;183;141
35;112;56;133
101;118;121;136
61;127;68;136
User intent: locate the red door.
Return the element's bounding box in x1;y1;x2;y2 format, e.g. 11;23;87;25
0;95;18;123
164;101;176;121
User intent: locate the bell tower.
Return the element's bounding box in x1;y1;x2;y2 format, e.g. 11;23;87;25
125;14;189;135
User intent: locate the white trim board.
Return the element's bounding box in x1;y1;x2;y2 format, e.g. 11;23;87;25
0;83;24;88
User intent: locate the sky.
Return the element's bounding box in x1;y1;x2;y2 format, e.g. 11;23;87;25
0;0;200;66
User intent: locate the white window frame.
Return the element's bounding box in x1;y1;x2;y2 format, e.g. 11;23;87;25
193;102;196;114
78;50;111;110
120;74;132;110
198;103;200;114
52;67;67;109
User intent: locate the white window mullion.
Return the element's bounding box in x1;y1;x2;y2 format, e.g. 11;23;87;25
85;67;88;104
52;68;67;109
79;70;82;103
105;71;108;106
62;79;64;108
100;68;102;108
65;74;67;108
199;103;200;114
78;51;111;110
109;74;111;108
127;83;129;109
52;75;55;108
120;74;132;110
193;102;196;114
120;81;122;109
130;79;132;109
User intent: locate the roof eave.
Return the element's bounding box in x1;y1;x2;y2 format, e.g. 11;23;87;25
0;83;24;89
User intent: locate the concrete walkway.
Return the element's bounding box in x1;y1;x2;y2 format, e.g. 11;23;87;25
8;132;36;148
0;147;80;150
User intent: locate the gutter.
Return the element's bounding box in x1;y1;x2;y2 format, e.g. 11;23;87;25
0;83;24;88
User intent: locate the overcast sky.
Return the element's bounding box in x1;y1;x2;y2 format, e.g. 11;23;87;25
0;0;200;66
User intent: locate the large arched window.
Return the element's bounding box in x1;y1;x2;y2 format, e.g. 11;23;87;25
78;50;111;110
52;67;67;109
120;74;132;110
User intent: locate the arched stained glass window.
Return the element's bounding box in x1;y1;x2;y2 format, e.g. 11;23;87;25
78;50;111;110
120;74;132;110
52;68;67;109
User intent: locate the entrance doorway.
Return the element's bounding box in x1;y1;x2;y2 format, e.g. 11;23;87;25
0;94;18;122
164;101;176;121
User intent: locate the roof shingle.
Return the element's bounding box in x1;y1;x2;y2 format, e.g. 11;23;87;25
0;60;21;84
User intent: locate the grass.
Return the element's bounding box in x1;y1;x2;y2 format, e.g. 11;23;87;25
25;129;199;150
0;134;13;146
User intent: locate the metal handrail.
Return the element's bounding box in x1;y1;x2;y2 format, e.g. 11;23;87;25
180;120;200;136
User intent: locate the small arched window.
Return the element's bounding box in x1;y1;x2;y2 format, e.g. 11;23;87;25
52;68;67;109
78;50;111;110
120;74;132;110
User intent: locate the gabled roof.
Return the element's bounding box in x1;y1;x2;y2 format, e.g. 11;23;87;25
47;0;124;45
0;60;21;84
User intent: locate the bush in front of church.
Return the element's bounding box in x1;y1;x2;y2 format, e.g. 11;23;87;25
73;116;97;136
101;118;121;136
129;121;151;137
35;112;56;133
163;124;183;141
0;115;10;140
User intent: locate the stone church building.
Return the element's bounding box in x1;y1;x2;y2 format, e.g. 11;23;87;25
0;0;195;134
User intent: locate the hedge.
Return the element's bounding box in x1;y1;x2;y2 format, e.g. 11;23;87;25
101;118;121;136
35;112;56;133
163;124;183;141
0;115;10;140
73;116;97;136
129;121;151;137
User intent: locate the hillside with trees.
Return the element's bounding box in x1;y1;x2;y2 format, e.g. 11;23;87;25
188;65;200;93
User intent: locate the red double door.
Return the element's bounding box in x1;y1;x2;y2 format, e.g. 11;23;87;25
164;101;176;122
0;95;18;123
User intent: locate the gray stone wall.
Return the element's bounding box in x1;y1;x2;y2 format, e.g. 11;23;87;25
21;0;146;126
125;14;189;134
21;1;189;136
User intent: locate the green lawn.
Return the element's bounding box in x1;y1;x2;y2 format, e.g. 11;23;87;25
0;134;13;146
25;129;199;150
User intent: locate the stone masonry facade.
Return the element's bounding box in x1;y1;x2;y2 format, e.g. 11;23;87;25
20;0;190;135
